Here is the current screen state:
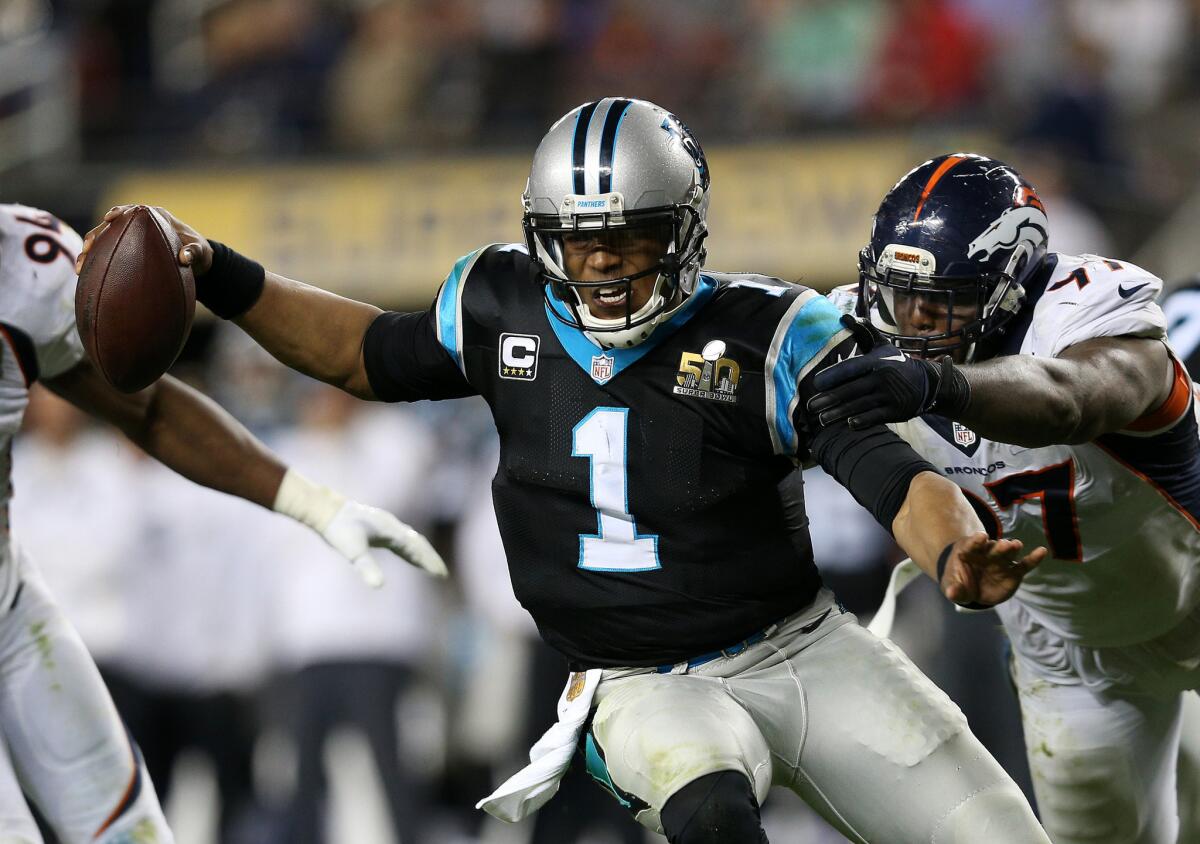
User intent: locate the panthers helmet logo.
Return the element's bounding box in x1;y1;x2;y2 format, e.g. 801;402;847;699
660;115;710;190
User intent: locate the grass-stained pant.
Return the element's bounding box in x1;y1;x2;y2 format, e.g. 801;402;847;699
999;597;1200;844
587;589;1050;843
0;546;171;844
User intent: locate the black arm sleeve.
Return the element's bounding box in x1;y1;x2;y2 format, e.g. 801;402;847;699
794;332;936;531
809;423;936;533
361;309;477;402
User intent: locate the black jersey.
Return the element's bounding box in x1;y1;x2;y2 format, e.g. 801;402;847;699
364;244;933;667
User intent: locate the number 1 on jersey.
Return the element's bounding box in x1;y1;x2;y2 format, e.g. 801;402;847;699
572;408;661;572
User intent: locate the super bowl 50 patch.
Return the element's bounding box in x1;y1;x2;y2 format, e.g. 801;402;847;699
674;340;740;404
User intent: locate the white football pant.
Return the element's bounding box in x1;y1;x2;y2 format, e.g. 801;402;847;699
0;738;39;844
0;547;172;843
1000;597;1200;844
588;589;1050;843
1176;691;1200;843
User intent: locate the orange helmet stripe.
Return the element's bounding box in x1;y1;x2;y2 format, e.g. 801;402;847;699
913;154;967;221
1017;185;1046;212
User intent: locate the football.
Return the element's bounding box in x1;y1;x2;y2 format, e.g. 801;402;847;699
74;205;196;393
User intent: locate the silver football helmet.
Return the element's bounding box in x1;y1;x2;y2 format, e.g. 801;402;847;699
523;97;711;349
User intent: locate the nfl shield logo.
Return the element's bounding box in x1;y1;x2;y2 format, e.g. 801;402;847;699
590;354;615;384
952;422;976;447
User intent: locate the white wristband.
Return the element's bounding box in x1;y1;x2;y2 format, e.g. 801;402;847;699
272;469;346;533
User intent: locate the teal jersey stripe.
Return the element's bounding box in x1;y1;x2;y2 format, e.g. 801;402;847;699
435;247;487;373
771;294;846;455
584;733;632;809
544;274;717;383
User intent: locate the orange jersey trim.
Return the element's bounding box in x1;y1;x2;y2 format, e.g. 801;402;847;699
1095;440;1200;534
913;155;967;221
1126;357;1191;433
0;325;32;388
93;745;139;839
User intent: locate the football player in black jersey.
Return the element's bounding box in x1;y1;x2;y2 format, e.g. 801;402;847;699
84;100;1051;843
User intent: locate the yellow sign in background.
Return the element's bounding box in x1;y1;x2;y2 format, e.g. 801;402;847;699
100;135;984;306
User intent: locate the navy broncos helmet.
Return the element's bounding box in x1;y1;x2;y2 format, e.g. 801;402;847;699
859;153;1049;361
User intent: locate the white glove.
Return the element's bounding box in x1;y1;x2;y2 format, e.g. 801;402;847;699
273;469;448;588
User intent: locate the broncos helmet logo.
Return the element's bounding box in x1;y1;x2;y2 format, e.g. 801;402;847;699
968;206;1048;262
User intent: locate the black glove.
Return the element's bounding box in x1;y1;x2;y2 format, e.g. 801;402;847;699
808;316;971;429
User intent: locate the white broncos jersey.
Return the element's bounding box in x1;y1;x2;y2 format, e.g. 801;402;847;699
0;205;85;590
833;253;1200;649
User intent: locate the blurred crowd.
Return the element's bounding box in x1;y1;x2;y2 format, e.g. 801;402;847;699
0;0;1192;267
44;0;1200;155
13;325;1028;844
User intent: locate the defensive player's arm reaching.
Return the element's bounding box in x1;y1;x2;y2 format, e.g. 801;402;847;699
69;211;448;584
44;358;445;584
46;360;286;507
810;312;1176;448
926;334;1170;445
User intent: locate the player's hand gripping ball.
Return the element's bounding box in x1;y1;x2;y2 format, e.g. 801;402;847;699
75;205;196;393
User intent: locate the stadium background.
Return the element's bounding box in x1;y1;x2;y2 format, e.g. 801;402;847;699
4;1;1200;842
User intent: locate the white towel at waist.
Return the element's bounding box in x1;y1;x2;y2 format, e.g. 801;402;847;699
867;557;992;639
477;667;603;822
867;558;923;638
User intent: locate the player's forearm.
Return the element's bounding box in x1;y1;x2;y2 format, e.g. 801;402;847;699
956;340;1168;446
126;375;286;508
954;356;1091;446
891;471;984;581
232;271;382;398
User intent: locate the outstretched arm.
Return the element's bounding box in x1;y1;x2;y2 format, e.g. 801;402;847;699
809;418;1045;608
233;270;382;399
78;206;383;399
45;359;447;582
810;316;1175;447
791;319;1045;606
892;471;1045;607
952;336;1173;445
45;359;286;506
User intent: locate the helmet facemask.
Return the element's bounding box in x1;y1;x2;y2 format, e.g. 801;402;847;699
524;198;707;349
858;152;1049;363
859;244;1025;362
